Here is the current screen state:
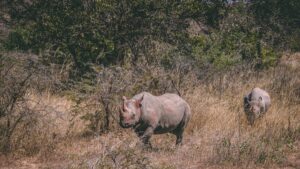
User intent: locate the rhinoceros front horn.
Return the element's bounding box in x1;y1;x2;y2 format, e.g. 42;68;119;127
119;106;124;116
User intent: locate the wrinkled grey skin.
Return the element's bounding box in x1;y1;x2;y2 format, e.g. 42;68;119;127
244;87;271;125
119;92;191;147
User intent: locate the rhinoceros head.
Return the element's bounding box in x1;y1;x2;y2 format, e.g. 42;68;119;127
247;96;263;116
119;95;143;128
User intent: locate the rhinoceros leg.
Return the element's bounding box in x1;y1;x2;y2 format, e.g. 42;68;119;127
140;127;154;147
172;122;186;145
174;106;191;145
246;112;255;126
172;121;186;145
175;133;183;145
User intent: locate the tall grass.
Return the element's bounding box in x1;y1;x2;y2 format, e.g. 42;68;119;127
1;53;299;168
185;53;300;166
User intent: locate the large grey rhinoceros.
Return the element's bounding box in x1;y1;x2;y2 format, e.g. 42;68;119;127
244;87;271;125
119;92;191;146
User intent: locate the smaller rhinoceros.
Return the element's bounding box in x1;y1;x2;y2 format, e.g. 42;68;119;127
119;92;191;147
244;87;271;125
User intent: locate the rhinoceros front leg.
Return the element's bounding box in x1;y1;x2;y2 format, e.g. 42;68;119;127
140;127;154;147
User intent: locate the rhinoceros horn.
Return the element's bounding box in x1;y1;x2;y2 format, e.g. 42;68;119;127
119;106;124;117
121;96;129;113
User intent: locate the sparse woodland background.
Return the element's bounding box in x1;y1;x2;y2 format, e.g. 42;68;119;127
0;0;300;168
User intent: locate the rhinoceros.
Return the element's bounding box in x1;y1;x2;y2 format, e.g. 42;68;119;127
119;92;191;146
244;87;271;125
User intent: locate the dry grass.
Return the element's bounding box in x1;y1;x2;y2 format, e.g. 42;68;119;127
0;53;299;169
182;53;300;167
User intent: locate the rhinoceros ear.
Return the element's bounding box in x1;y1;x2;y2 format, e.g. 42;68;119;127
135;95;144;108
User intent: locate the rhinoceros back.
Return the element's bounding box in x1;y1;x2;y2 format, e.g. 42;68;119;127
157;93;188;128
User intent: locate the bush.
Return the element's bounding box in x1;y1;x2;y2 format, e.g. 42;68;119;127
0;53;34;153
0;52;59;155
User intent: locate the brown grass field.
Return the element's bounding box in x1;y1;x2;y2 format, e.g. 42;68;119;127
0;54;299;169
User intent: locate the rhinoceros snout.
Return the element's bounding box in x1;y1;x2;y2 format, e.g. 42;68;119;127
119;121;132;128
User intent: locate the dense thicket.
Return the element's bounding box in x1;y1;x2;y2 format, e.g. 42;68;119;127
3;0;190;71
2;0;299;73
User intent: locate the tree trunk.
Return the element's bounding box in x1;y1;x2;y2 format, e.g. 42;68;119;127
104;103;110;132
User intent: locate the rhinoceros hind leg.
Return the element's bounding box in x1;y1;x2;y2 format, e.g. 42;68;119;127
175;133;183;145
171;126;184;145
174;107;190;146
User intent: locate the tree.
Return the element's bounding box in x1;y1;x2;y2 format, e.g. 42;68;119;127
5;0;190;73
250;0;300;50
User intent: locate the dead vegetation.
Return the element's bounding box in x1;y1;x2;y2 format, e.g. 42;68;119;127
0;53;299;169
